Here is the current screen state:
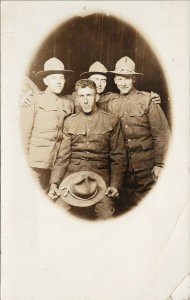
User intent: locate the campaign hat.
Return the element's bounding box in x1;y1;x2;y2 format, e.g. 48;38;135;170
35;57;74;80
59;171;107;207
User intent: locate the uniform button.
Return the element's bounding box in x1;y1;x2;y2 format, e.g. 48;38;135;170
128;139;131;142
86;151;89;154
87;129;90;132
125;125;128;128
88;117;91;120
87;142;90;145
125;112;127;115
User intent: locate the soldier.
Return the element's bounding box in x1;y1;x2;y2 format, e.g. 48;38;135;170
107;56;170;212
20;57;74;191
48;79;126;220
20;61;162;108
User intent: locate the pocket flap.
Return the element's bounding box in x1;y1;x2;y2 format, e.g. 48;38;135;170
67;128;86;135
140;139;154;150
38;103;57;111
128;109;145;117
70;158;81;165
97;161;108;169
93;126;113;134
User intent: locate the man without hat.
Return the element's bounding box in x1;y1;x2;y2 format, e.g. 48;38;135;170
20;57;74;191
107;56;170;212
48;79;126;220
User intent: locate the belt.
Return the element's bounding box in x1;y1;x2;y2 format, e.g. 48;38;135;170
71;157;108;163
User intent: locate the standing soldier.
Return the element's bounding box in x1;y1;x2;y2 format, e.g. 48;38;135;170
107;56;170;211
20;61;162;109
20;57;74;191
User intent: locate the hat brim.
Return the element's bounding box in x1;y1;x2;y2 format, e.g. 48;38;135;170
58;171;107;207
107;71;144;76
80;71;108;79
35;70;74;80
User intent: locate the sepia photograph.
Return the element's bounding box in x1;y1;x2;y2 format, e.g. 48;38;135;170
1;1;190;299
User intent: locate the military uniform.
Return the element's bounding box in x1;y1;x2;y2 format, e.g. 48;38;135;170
107;88;170;209
50;108;126;219
21;88;74;190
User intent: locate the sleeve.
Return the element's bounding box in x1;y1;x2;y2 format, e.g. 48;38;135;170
50;122;72;185
20;98;36;158
147;102;171;167
109;118;127;189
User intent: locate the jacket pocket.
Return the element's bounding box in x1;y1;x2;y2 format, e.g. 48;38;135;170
140;139;154;150
128;108;145;117
38;104;57;111
30;137;51;147
67;128;86;135
97;161;108;169
70;158;81;165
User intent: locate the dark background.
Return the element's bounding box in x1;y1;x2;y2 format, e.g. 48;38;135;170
28;13;171;125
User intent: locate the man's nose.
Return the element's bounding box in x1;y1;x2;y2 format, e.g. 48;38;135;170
84;97;88;104
121;79;127;86
97;80;101;87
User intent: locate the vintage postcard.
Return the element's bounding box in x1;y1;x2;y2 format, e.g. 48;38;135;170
1;1;189;299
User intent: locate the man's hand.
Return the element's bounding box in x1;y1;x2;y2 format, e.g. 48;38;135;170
150;91;161;104
151;166;162;182
105;186;119;198
20;90;34;107
48;183;61;200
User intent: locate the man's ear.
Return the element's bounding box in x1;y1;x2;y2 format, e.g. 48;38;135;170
95;94;100;103
75;95;80;105
114;76;117;84
133;76;136;83
43;77;48;86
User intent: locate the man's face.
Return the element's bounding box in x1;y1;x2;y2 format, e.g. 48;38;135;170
114;75;135;95
89;74;107;94
43;74;66;94
76;86;99;114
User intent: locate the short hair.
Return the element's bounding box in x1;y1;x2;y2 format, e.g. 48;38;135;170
75;79;97;93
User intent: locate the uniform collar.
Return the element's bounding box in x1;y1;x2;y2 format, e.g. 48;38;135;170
44;87;60;100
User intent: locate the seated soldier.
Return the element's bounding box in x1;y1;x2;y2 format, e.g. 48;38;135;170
48;79;126;220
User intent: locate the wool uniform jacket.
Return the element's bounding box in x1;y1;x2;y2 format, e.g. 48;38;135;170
107;88;170;171
50;108;126;188
21;88;74;169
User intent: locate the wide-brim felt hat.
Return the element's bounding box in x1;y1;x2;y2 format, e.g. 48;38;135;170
108;56;144;76
80;61;108;78
58;171;107;207
35;57;74;80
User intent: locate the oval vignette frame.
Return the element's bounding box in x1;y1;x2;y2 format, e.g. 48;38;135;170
22;12;172;220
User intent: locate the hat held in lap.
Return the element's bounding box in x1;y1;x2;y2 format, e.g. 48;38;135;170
59;171;107;207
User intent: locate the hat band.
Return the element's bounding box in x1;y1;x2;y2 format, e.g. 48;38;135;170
60;185;98;200
115;67;135;73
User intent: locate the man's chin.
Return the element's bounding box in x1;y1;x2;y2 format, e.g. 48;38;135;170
53;88;63;94
120;89;130;94
83;110;92;114
97;89;103;94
